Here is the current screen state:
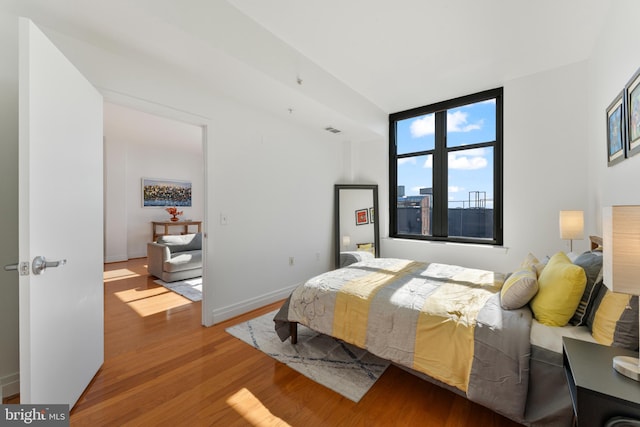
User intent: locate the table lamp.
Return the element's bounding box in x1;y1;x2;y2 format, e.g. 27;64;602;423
603;205;640;381
560;210;584;252
342;235;351;250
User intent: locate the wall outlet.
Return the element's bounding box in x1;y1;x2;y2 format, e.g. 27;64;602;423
289;256;294;266
220;213;228;225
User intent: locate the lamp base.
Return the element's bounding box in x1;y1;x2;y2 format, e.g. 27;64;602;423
613;356;640;381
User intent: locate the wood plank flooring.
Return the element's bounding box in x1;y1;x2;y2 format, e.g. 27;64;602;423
65;257;523;426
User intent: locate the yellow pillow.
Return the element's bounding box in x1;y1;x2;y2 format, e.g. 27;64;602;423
592;290;638;349
520;253;545;277
357;243;374;254
529;252;586;326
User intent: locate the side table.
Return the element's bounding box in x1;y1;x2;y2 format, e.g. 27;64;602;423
563;337;640;426
151;220;202;241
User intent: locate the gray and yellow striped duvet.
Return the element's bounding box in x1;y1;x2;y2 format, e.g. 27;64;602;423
287;258;503;392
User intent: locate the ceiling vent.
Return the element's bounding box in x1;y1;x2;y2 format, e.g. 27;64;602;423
324;126;341;134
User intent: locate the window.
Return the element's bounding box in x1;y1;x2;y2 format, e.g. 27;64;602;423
389;88;503;245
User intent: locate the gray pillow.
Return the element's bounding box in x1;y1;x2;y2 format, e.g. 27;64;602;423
157;232;202;253
570;250;603;326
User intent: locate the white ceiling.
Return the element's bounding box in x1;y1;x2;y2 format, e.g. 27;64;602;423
104;103;203;154
227;0;613;112
8;0;613;142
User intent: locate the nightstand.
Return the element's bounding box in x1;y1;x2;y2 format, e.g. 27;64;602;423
563;337;640;426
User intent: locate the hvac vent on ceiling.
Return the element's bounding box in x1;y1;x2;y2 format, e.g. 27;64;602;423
324;126;341;134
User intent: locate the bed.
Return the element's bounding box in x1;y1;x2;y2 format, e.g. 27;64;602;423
274;236;638;426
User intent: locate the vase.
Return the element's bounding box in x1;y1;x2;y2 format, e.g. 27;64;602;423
170;216;179;222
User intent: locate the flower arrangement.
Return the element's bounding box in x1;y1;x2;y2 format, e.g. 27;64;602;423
165;207;184;222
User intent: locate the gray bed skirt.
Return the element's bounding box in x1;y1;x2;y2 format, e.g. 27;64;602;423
524;345;574;426
397;349;573;427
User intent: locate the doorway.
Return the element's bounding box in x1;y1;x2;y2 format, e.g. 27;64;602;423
102;99;209;323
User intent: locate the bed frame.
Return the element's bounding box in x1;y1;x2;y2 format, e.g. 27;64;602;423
290;322;298;344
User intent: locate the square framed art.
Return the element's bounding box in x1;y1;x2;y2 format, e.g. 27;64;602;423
606;90;626;166
625;67;640;158
355;209;369;225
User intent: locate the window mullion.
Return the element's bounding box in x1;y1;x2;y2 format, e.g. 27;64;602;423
389;120;398;235
432;111;448;237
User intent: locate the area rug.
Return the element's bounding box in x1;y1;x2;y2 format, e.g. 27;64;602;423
226;310;390;402
153;277;202;301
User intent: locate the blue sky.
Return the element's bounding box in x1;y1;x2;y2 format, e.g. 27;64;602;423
396;99;496;208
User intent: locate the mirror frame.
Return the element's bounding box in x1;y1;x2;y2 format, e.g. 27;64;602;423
334;184;380;268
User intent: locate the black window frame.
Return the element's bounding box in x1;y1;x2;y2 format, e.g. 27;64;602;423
389;87;503;245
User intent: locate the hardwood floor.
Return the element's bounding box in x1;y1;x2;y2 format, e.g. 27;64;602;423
67;257;523;426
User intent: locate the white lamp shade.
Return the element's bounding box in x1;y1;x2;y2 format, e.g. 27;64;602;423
559;210;584;240
342;235;351;247
603;205;640;295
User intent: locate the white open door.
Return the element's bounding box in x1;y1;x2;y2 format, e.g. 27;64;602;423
18;18;104;407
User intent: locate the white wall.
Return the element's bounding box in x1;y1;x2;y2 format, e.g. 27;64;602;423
587;0;640;230
104;102;204;262
502;61;590;263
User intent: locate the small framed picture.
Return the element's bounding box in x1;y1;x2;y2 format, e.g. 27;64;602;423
606;90;626;166
626;68;640;157
369;207;375;224
355;209;369;225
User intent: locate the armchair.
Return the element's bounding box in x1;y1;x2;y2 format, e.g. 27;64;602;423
147;233;202;282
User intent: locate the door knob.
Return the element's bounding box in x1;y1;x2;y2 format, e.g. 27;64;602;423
32;256;67;275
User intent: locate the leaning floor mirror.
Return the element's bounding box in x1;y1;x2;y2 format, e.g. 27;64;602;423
334;184;380;269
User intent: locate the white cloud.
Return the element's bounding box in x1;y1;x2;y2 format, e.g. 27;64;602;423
448;152;487;170
449;185;463;193
398;157;417;165
402;150;484;170
411;110;483;137
447;110;483;133
410;114;434;137
461;147;486;156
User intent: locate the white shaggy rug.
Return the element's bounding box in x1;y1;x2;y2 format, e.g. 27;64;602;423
226;310;389;402
154;277;202;301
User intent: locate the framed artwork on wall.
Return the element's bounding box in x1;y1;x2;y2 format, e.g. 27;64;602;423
142;177;192;207
626;67;640;158
606;90;626;167
355;208;369;225
369;207;375;223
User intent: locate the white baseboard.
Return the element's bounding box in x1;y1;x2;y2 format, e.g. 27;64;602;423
104;252;149;263
206;283;299;326
104;254;128;263
1;372;19;399
128;251;147;259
